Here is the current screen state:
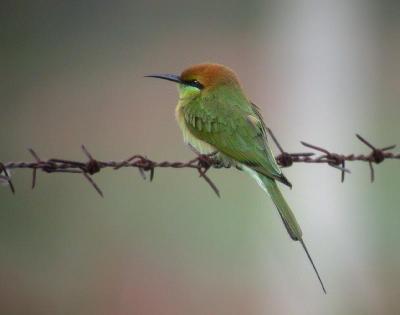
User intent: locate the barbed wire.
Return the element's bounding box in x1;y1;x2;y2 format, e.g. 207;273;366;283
0;133;399;197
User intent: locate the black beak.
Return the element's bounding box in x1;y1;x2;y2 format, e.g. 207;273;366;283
144;74;182;84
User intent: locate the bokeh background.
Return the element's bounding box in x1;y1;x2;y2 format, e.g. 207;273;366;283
1;1;399;314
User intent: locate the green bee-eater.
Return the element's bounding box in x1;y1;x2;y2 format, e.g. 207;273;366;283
146;63;326;293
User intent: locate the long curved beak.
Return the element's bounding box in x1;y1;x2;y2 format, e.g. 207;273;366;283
144;74;182;84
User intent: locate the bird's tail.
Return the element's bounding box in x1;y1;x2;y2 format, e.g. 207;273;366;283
263;177;302;241
260;175;327;294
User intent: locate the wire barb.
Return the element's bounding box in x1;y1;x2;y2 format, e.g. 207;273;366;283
355;134;397;182
0;163;14;194
28;148;41;189
0;134;399;195
267;127;294;167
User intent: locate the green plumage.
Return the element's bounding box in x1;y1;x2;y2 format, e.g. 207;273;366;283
182;86;291;186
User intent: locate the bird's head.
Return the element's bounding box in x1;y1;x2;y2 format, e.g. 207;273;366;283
146;63;241;100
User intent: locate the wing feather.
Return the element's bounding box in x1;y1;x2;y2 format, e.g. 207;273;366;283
182;96;290;186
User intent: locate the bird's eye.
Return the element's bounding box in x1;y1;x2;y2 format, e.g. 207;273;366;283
185;79;204;90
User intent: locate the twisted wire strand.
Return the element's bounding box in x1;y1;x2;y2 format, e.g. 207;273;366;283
1;133;398;197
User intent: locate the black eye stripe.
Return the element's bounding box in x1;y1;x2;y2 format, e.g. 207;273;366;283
183;79;204;89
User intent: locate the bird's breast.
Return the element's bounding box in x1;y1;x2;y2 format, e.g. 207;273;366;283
175;101;216;154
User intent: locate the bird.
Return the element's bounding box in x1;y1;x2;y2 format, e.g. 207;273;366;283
146;63;326;293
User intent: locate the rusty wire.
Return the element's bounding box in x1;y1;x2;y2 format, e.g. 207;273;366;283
0;133;399;197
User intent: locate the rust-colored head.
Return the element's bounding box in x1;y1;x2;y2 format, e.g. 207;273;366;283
146;63;241;91
180;63;241;90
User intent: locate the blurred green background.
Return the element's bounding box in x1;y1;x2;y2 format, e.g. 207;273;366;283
1;1;399;314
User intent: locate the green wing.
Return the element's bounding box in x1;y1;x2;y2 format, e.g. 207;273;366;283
182;95;290;186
